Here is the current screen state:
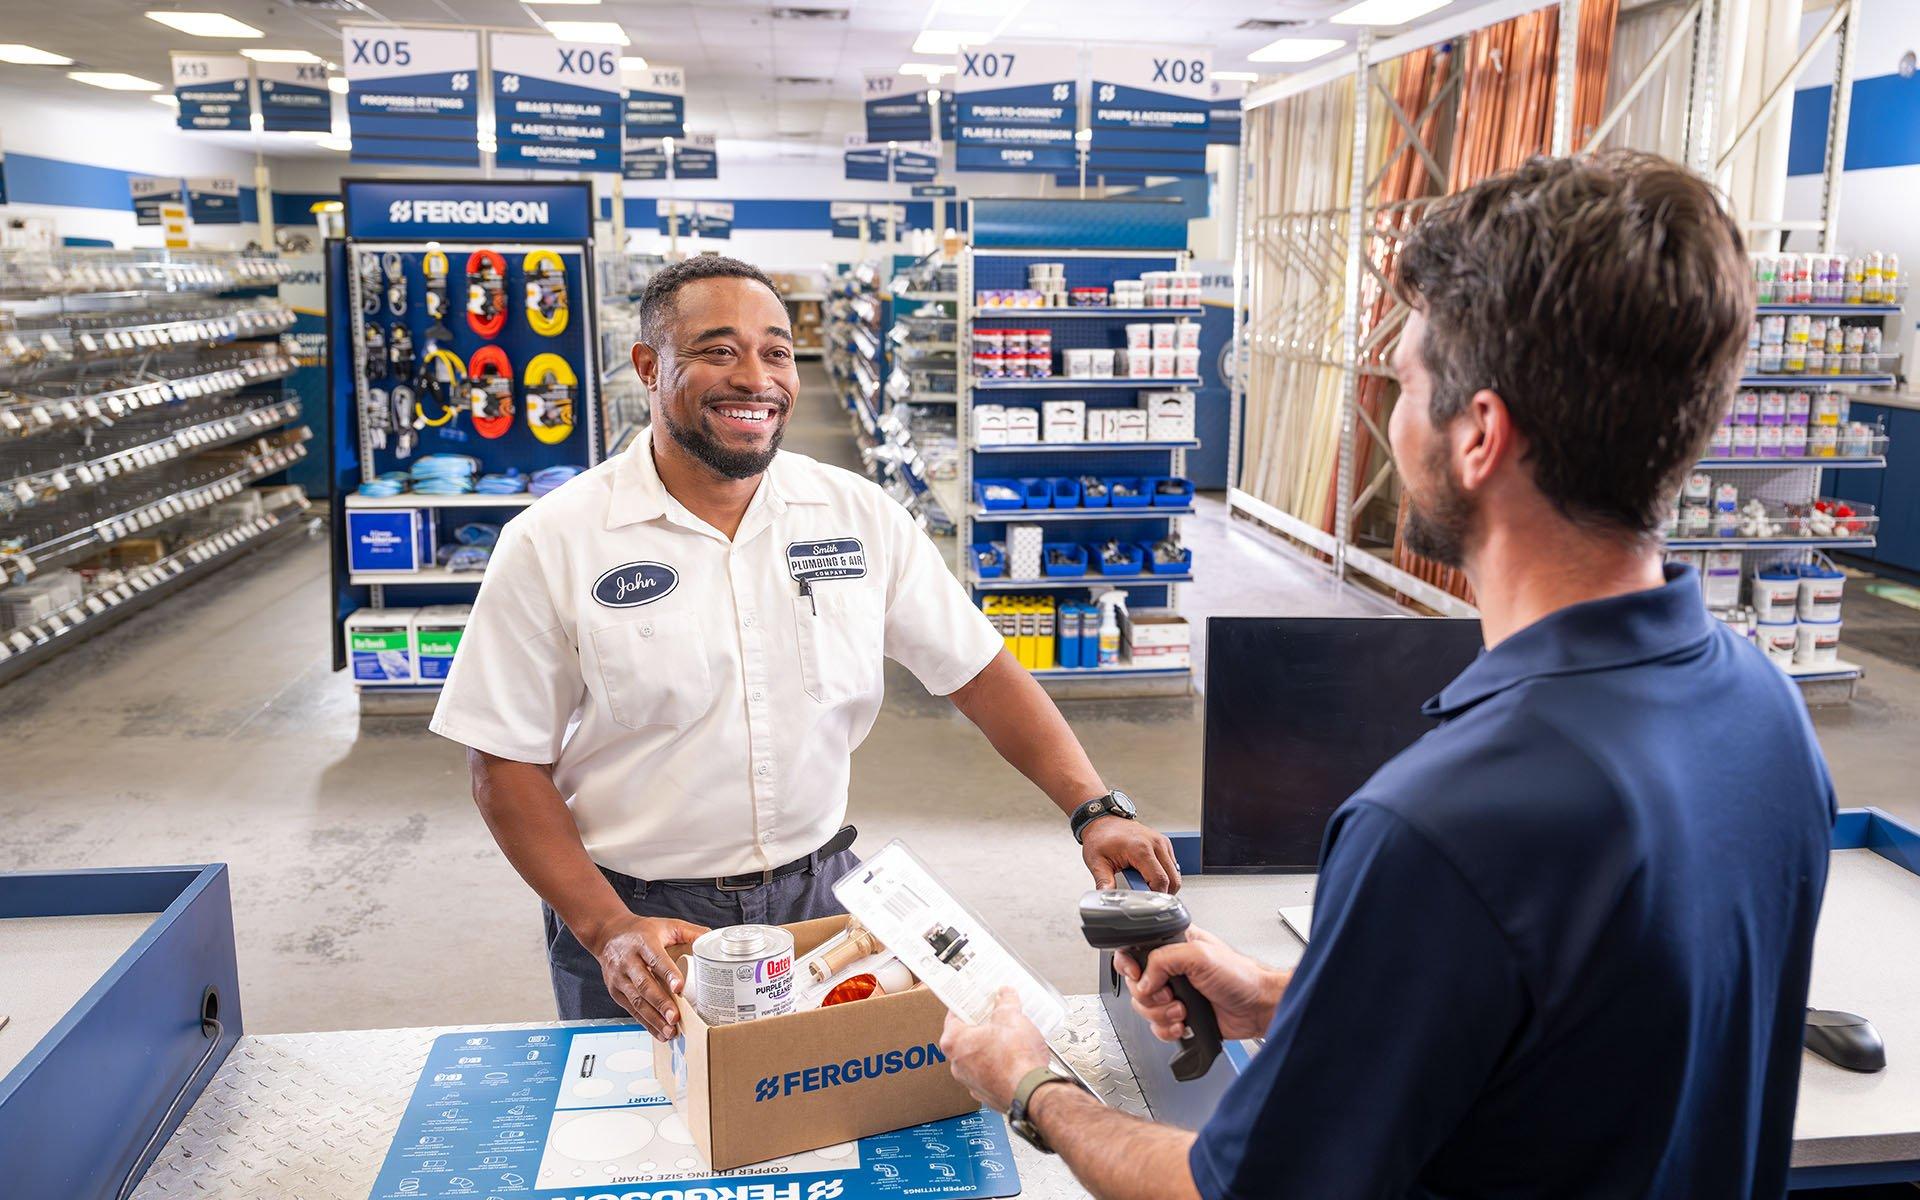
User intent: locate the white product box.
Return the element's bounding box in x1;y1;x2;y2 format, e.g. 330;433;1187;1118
1702;550;1744;609
1083;410;1111;441
1106;409;1148;442
1042;400;1086;443
1004;407;1040;444
972;404;1007;446
1143;392;1196;441
1009;523;1044;580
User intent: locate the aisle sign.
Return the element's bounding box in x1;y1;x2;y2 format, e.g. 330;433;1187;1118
1086;44;1211;177
954;42;1079;174
342;25;480;166
256;60;332;132
844;134;890;182
623;63;686;139
489;32;623;172
186;177;242;225
171;53;252;131
912;184;956;197
866;203;905;240
831;201;866;239
865;72;933;142
695;200;733;239
673;131;718;179
940;88;956;140
892;141;940;183
657;203;695;237
131;176;184;226
622;136;669;180
1207;77;1245;146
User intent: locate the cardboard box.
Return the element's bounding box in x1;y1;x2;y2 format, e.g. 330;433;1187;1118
1106;409;1148;442
1004;407;1040;444
655;916;977;1171
971;403;1007;446
1042;399;1085;443
1144;391;1196;441
1124;611;1191;669
346;508;433;573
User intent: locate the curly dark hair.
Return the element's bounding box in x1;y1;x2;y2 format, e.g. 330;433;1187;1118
638;254;782;347
1396;151;1753;538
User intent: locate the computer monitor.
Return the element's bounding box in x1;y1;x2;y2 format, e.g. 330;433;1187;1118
1201;616;1485;873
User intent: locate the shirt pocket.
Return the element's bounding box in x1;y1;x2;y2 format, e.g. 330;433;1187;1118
589;611;713;729
793;586;885;705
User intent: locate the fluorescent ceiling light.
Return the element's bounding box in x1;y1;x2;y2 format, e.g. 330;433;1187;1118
69;70;164;90
1331;0;1454;25
327;75;348;94
618;56;649;71
912;30;988;55
525;0;603;4
152;93;180;106
1247;37;1345;63
538;20;629;45
899;62;954;78
0;44;74;65
1211;70;1259;82
241;48;321;63
144;11;264;38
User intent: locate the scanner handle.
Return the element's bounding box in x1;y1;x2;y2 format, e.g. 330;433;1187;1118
1146;941;1224;1082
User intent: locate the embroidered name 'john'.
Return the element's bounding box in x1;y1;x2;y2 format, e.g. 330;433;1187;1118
591;561;679;607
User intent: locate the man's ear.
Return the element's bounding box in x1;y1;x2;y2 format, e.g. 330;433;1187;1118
1455;387;1514;494
633;342;660;392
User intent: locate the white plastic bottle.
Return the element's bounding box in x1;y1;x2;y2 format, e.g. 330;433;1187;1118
1094;589;1129;668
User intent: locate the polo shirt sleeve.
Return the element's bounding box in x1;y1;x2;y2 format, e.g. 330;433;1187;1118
1189;801;1528;1200
428;518;585;764
875;499;1003;696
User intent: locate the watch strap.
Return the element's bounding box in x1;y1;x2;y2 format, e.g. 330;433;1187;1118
1070;793;1133;844
1009;1066;1078;1154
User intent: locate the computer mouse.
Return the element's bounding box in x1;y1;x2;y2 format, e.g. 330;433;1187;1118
1805;1008;1887;1073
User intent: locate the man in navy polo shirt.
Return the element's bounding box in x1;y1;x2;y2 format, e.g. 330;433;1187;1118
941;151;1836;1198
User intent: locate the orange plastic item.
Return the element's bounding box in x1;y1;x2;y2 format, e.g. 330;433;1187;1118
821;974;880;1007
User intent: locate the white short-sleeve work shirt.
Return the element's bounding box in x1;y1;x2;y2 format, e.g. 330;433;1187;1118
429;427;1003;880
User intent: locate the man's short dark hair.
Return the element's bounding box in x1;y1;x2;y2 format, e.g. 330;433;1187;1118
1396;151;1753;537
638;254;782;347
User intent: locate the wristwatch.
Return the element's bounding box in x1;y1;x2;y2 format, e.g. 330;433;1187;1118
1070;790;1137;845
1008;1065;1087;1153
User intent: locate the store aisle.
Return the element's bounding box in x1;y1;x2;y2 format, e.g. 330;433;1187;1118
4;428;1917;1038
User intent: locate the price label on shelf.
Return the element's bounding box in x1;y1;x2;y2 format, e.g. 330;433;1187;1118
30;406;51;427
130;574;151;592
85;595;107;615
82;398;101;419
59;401;80;421
49;471;69;492
46;614;68;635
7;631;31;653
82;333;103;352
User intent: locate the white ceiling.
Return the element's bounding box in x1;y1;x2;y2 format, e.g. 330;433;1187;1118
0;0;1465;161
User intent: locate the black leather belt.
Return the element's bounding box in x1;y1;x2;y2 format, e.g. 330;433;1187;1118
664;824;858;893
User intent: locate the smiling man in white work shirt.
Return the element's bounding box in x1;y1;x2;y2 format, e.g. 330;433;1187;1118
431;255;1178;1034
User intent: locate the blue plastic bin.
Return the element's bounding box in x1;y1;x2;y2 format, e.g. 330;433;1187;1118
1019;478;1053;509
1042;543;1089;576
1108;477;1151;508
1147;544;1193;575
1148;477;1195;508
975;478;1027;511
1050;477;1082;508
970;543;1006;577
1094;542;1147;575
1077;478;1111;508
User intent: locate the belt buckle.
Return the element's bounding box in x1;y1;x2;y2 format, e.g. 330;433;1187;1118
715;868;773;893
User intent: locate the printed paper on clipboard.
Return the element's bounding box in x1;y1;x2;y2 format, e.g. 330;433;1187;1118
834;839;1070;1036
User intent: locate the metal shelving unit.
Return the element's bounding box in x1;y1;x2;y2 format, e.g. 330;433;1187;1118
959;239;1199;694
0;247;308;680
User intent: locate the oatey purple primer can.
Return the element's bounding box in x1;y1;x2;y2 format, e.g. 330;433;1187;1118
691;924;796;1025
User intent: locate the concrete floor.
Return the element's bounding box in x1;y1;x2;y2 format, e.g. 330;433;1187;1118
4;362;1919;1036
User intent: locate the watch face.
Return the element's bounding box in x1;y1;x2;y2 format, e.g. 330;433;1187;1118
1109;789;1137;818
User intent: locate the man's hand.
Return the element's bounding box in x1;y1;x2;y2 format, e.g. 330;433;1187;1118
1082;816;1181;893
585;914;708;1040
1117;926;1286;1042
939;988;1053;1113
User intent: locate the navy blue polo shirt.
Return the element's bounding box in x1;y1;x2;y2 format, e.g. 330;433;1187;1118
1191;567;1834;1200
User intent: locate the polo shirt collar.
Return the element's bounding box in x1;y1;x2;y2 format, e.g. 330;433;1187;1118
605;425;830;532
1424;564;1715;719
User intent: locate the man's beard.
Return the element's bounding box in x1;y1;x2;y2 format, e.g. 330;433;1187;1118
1401;437;1475;568
659;393;788;480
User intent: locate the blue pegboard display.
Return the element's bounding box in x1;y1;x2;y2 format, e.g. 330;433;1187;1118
367;1025;1021;1200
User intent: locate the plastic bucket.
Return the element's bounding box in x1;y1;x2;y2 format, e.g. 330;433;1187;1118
1757;622;1798;665
1798;566;1846;622
1794;619;1843;666
1752;570;1802;624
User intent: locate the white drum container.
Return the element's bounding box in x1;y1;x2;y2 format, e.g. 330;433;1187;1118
691;924;797;1026
1793;619;1843;666
1798;566;1846;622
1757;623;1798;665
1750;570;1801;625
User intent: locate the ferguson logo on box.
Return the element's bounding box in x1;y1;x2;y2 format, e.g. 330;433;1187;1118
385;198;551;225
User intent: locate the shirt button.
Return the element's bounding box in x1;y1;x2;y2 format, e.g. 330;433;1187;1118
756;763;770;777
752;689;764;702
743;614;755;628
639;622;653;637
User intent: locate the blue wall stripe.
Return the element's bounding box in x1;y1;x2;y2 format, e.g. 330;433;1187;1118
1788;72;1920;176
4;151;264;224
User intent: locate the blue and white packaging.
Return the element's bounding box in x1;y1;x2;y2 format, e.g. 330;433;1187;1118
345;609;416;684
348;508;434;573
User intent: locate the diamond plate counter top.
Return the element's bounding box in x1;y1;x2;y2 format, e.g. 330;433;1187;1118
134;996;1146;1199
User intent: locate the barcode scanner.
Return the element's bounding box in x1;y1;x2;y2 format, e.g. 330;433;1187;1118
1080;890;1223;1082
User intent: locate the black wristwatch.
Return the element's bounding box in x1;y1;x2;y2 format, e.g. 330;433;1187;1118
1070;790;1137;844
1008;1065;1087;1153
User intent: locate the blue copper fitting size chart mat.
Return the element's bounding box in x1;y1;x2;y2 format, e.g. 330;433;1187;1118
366;1024;1022;1199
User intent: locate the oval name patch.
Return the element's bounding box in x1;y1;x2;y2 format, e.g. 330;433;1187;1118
591;561;679;608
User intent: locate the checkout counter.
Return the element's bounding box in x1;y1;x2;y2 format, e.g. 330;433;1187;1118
6;617;1920;1196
